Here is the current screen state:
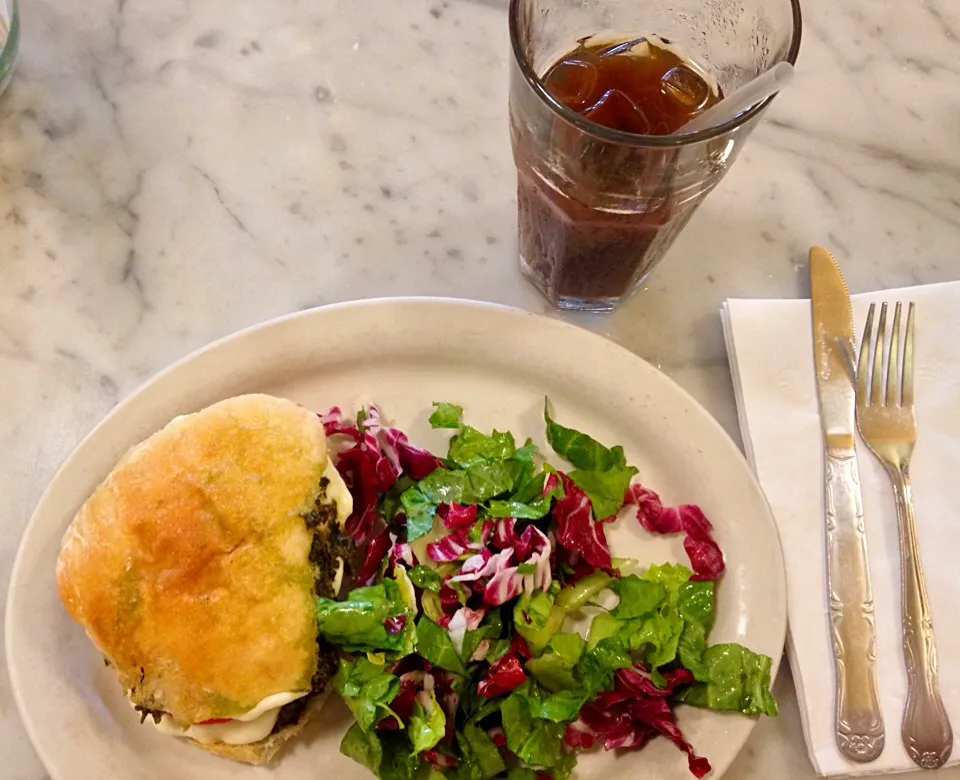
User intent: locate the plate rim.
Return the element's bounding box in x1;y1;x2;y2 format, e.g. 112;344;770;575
6;296;787;779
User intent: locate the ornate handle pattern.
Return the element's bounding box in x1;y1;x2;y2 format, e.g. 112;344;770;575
825;451;885;762
891;468;953;769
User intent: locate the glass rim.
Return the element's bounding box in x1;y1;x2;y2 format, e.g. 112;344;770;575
508;0;803;148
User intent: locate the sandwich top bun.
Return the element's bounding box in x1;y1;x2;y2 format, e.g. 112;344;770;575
56;394;353;759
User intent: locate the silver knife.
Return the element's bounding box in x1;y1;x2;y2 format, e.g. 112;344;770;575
810;246;885;763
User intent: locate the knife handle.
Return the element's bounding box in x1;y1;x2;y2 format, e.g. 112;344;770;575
825;451;885;762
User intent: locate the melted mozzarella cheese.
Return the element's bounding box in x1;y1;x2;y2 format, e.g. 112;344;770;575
332;555;345;595
323;457;353;527
322;457;349;596
151;691;309;746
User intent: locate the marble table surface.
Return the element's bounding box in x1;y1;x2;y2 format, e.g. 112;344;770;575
2;0;959;778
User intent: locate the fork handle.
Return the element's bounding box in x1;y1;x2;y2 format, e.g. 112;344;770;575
891;467;954;769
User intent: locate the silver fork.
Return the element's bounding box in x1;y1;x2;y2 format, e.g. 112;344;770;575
856;302;953;770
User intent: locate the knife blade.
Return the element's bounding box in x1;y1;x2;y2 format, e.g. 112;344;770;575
810;245;885;763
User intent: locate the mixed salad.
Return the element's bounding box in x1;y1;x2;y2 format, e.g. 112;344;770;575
316;402;777;780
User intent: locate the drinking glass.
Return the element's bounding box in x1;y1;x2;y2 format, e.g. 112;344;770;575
509;0;802;312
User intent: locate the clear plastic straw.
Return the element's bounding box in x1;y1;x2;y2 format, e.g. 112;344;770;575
679;62;794;134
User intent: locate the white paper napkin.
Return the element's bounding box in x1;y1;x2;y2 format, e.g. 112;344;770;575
721;281;960;777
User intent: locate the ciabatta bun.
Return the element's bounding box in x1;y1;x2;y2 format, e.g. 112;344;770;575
56;394;352;760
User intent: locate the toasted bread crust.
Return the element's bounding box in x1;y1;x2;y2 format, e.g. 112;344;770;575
57;394;349;725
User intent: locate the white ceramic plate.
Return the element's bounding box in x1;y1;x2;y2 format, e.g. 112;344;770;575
6;298;785;780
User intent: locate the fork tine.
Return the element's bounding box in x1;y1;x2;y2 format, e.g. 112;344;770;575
902;302;916;407
871;303;887;406
887;302;902;405
858;303;875;403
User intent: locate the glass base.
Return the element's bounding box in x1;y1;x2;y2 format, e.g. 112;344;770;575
520;254;648;313
553;295;620;313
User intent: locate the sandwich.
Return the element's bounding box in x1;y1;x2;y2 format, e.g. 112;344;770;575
56;393;354;765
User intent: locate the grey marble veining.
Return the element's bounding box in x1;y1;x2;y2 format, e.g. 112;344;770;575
1;0;959;778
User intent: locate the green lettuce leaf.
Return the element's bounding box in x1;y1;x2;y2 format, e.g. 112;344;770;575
544;632;584;664
679;579;715;627
401;490;438;542
379;731;433;780
429;402;464;429
458;609;507;666
675;644;778;717
589;635;632;676
340;722;383;774
513;439;538;462
501;689;567;769
448;426;516;467
448;581;469;606
416;617;467;675
517;591;554;627
334;657;401;732
484;638;511;663
614;563;690;669
544;401;627;471
487;470;563;519
401;460;518;541
461;624;497;663
484;497;551;520
568;465;638;520
528;624;631;696
627;608;684;668
585;612;620;651
501;689;534;753
316;579;410;652
619;563;713;672
410;689;446;752
458;723;506;780
676;579;715;680
525;653;578;692
340;726;434;780
509;457;536;500
529;689;588;722
408;565;444;593
383;475;415;521
612;575;666;619
580;636;633;695
459;679;504;727
460;609;510;663
510;470;548;504
416;460;517;504
643;562;694;597
482;608;504;635
518;720;566;769
678;620;709;681
513;592;565;656
524;632;584;692
459;460;520;501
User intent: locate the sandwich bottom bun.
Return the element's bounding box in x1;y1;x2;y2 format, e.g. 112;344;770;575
195;691;331;766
